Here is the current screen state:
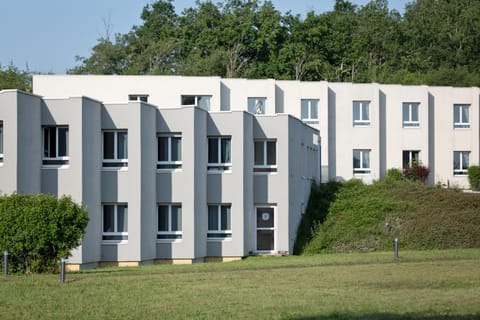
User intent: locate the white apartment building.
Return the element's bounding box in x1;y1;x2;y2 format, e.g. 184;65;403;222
0;76;320;269
0;75;478;268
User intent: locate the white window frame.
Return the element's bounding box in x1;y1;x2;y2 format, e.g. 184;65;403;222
207;204;232;240
353;101;370;126
254;139;277;173
157;134;182;170
207;136;232;172
353;149;371;174
402;150;420;168
157;204;182;241
181;95;211;111
454;104;470;129
453;151;470;175
102;130;128;169
0;121;3;163
128;94;149;102
403;102;420;127
300;99;319;123
42;126;69;167
248;97;266;115
102;203;128;243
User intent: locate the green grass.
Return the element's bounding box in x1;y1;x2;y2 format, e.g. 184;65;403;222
1;249;479;319
299;179;480;254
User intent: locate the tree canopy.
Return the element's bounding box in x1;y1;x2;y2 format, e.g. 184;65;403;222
68;0;480;86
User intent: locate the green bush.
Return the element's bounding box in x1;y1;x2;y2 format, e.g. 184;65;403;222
468;165;480;190
293;181;342;255
301;178;480;254
386;168;404;182
0;193;88;273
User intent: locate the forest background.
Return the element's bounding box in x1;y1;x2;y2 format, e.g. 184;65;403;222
1;0;480;91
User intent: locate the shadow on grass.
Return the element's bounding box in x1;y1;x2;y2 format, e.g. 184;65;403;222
293;313;480;320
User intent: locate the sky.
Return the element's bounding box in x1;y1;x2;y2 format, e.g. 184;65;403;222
0;0;411;74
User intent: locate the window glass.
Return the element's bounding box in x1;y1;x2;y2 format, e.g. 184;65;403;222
117;205;128;232
158;137;168;162
208;206;218;230
301;100;309;119
254;141;264;165
103;205;115;233
117;132;128;159
248;98;266;115
353;101;369;125
310;100;318;119
158;205;169;232
181;95;195;105
171;137;181;161
58;127;68;157
171;205;182;231
403;103;419;127
221;206;231;230
198;96;211;110
103;132;115;159
208;138;218;163
266;141;276;165
221;138;231;163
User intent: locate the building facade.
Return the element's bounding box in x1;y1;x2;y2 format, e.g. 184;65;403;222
1;75;478;268
0;78;320;269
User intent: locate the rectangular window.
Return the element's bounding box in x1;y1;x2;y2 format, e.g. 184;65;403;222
454;104;470;128
208;204;231;239
353;149;371;174
353;101;370;126
157;204;182;240
103;130;128;168
248;97;266;115
208;136;231;171
402;150;420;168
300;99;319;123
0;121;3;163
102;204;128;241
42;126;69;166
157;134;182;169
254;140;277;173
403;103;419;127
128;94;149;102
453;151;470;175
181;95;211;111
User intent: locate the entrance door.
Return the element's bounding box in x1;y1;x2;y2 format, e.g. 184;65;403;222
256;207;275;252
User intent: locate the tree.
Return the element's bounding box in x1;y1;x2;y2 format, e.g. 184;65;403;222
0;193;88;273
0;64;32;92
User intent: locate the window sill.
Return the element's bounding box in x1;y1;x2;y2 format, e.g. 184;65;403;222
254;171;278;175
353;172;371;175
353;123;371;127
207;237;232;242
208;170;232;175
101;240;128;245
102;167;129;172
156;239;183;243
453;126;470;130
42;165;69;170
157;168;183;173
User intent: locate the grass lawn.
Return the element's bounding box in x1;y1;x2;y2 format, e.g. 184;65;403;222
1;249;479;319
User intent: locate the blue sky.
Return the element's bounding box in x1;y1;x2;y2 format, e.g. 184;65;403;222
0;0;410;74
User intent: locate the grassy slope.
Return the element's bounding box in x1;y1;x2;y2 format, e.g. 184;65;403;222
300;179;480;254
0;250;479;319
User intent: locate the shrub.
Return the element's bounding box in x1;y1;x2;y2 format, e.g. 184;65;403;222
386;168;404;182
403;164;430;183
468;165;480;190
0;193;88;273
